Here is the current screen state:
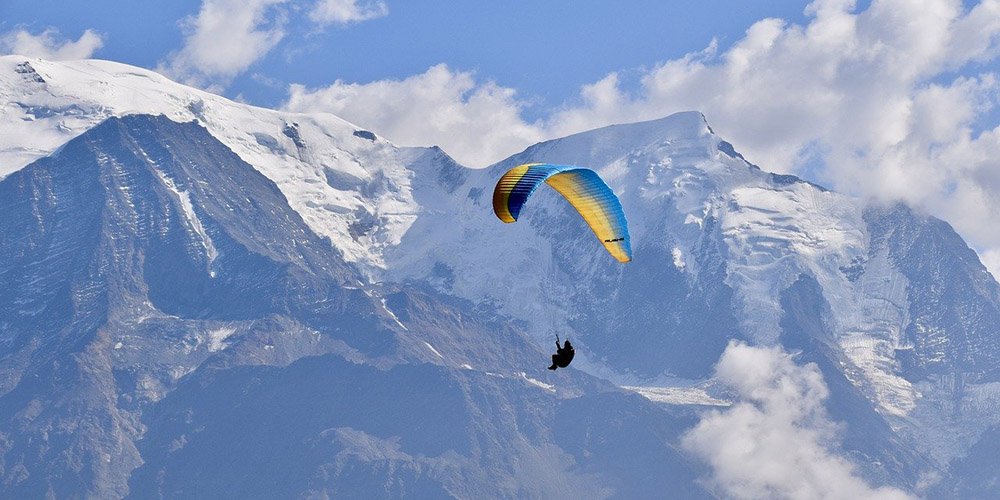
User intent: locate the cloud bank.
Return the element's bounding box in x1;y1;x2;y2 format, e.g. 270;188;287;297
681;342;914;499
0;28;104;60
284;0;1000;277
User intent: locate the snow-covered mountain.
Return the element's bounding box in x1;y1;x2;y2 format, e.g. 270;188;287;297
2;55;1000;498
0;56;417;274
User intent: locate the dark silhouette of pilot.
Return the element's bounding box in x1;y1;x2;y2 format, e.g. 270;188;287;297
548;336;575;370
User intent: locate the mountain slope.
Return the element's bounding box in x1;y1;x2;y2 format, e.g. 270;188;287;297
0;113;375;497
0;114;713;498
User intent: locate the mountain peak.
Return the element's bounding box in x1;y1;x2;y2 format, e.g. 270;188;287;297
497;111;716;173
636;110;714;138
573;110;714;142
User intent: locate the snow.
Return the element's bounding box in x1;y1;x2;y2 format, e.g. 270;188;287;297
719;182;867;344
206;327;237;352
837;245;920;416
518;372;556;392
621;385;729;406
380;297;407;330
422;341;444;359
671;247;685;270
152;167;218;274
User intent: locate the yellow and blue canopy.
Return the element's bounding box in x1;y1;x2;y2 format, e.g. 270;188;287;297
492;163;632;263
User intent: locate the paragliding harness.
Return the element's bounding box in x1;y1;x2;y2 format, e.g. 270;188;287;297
548;335;575;370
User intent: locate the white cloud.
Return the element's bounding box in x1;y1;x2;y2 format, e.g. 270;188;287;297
981;249;1000;281
159;0;288;88
285;64;545;167
284;0;1000;276
946;0;1000;64
0;28;104;60
681;341;915;500
309;0;388;26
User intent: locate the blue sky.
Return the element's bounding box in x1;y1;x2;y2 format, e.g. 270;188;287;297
3;0;1000;274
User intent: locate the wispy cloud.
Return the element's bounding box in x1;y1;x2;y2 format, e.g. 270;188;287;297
681;341;914;499
0;28;104;60
159;0;288;89
309;0;388;26
284;0;1000;277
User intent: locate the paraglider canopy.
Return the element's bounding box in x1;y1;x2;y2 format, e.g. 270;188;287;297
492;163;632;263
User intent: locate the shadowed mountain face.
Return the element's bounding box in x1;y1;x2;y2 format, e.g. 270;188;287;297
0;114;383;498
0;115;711;499
128;355;711;499
865;204;1000;381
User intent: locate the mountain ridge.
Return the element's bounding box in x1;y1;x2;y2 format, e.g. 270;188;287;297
4;56;1000;496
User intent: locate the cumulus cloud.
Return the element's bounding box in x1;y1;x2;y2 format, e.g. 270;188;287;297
285;64;545;166
284;0;1000;276
681;342;914;499
0;28;104;60
159;0;288;88
309;0;388;26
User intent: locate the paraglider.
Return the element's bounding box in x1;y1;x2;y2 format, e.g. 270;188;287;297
492;163;632;263
492;162;631;370
548;335;575;370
